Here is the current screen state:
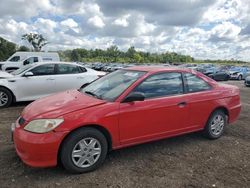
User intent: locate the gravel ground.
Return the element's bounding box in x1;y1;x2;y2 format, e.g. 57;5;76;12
0;81;249;188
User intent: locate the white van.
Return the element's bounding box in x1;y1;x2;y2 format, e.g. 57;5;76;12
0;52;60;72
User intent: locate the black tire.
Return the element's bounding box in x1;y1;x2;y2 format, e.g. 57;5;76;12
224;75;230;81
203;110;227;139
238;75;242;80
60;127;108;173
0;87;13;108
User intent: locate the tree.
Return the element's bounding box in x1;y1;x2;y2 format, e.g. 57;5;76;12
133;52;143;63
71;49;81;62
22;33;48;51
106;45;120;62
126;46;136;63
0;37;17;61
18;45;30;51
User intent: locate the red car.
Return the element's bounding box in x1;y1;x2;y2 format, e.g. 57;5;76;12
12;66;241;173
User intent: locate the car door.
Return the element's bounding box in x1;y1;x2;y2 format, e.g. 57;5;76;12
118;72;189;146
14;64;56;101
53;64;97;92
214;71;225;80
183;73;216;129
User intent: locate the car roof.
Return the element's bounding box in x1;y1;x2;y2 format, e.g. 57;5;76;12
124;66;193;73
31;62;83;67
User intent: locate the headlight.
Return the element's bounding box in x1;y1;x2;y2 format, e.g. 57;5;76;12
24;119;64;133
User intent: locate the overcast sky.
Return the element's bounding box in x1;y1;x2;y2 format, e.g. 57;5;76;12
0;0;250;61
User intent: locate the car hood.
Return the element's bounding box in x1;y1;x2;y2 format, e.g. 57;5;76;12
22;90;106;121
0;71;13;78
229;70;240;74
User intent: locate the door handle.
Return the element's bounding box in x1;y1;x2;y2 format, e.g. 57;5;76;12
177;101;187;107
46;78;55;81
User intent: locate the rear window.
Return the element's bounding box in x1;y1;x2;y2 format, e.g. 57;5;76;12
9;56;20;62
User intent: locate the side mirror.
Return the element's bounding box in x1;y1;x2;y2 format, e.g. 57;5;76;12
122;92;145;103
23;71;34;77
23;60;29;65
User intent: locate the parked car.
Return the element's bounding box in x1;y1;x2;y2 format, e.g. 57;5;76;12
207;67;230;81
0;62;105;108
196;64;216;75
0;52;60;72
179;63;198;70
229;67;250;80
203;67;217;76
245;76;250;87
92;63;106;71
12;66;241;173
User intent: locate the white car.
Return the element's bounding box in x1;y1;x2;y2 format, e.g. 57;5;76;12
0;62;105;108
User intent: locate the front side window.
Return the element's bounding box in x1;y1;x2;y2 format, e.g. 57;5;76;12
12;64;33;75
23;57;39;65
30;64;55;76
9;56;20;62
56;64;81;74
185;73;211;93
133;72;183;99
81;70;146;101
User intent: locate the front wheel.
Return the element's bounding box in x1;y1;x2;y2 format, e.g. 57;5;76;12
203;110;227;139
224;75;230;81
0;87;13;108
238;75;242;80
60;127;108;173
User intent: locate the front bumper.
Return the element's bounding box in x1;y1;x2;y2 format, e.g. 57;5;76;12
245;80;250;86
230;74;240;79
12;123;69;168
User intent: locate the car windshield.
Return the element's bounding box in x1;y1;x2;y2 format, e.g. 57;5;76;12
11;64;33;75
80;69;146;101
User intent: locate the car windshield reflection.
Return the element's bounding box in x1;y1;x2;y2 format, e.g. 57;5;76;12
80;70;146;101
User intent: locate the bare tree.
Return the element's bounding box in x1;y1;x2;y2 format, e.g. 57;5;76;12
22;33;48;51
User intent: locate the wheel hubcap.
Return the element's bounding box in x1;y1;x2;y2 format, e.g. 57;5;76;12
72;137;101;168
0;92;8;106
211;115;225;136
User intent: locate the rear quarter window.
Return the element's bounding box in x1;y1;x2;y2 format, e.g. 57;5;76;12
184;73;211;93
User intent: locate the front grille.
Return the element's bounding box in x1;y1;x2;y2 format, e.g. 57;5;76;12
18;117;26;125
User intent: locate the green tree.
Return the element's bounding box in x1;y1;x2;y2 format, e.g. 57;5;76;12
22;33;48;51
126;46;136;63
18;45;30;51
0;37;17;61
71;49;81;62
107;45;120;62
133;52;143;63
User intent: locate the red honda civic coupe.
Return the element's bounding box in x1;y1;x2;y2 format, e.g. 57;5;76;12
12;66;241;173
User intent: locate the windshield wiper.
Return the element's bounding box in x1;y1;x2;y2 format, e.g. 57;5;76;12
84;91;102;99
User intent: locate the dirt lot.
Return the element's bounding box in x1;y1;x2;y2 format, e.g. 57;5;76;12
0;81;249;188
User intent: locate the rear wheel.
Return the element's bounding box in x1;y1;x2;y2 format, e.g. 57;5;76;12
60;127;108;173
203;110;227;139
0;87;12;108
